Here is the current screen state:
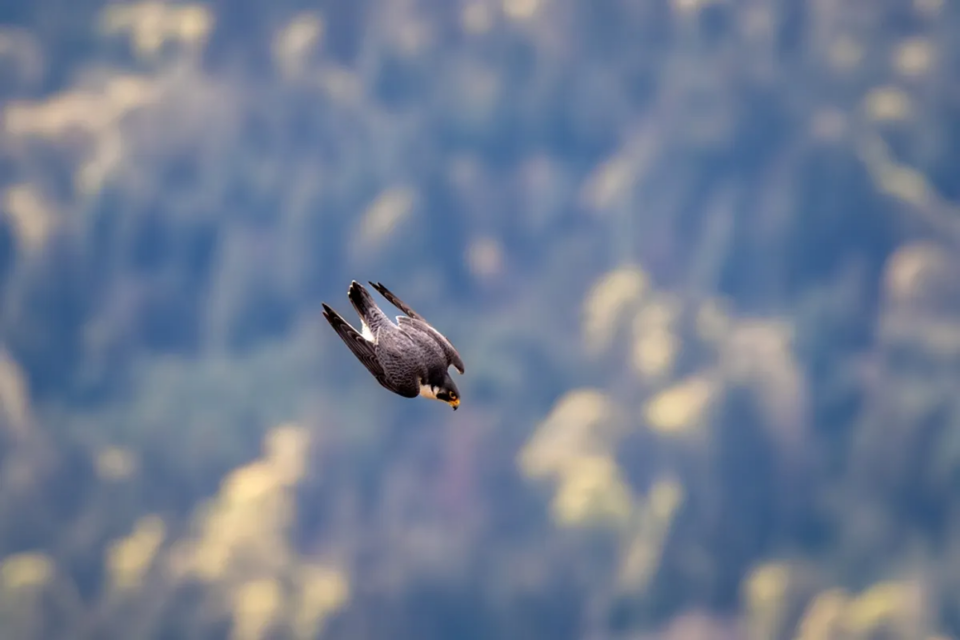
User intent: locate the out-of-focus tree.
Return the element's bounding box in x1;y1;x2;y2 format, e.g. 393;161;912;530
0;0;959;638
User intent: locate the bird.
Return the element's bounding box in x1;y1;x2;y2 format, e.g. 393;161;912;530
321;280;465;410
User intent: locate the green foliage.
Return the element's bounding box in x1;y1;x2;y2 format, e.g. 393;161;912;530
1;0;959;638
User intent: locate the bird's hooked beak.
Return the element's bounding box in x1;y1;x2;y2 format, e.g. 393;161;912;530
449;398;460;411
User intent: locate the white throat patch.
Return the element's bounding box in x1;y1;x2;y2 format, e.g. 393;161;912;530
418;383;441;400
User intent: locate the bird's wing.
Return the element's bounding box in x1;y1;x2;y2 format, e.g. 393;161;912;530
322;303;413;396
369;281;465;375
371;331;422;398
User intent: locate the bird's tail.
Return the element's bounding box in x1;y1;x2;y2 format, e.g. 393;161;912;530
347;280;387;329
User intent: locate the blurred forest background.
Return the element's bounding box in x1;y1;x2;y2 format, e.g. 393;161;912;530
1;0;959;638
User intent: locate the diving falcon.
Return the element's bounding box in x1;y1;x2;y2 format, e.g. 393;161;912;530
321;281;465;410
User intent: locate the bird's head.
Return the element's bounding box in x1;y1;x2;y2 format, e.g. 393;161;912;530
420;371;461;410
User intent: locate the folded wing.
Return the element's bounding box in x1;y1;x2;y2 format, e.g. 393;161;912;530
369;281;466;375
322;302;417;396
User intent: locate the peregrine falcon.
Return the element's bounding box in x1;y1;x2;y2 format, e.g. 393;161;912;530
321;281;465;410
